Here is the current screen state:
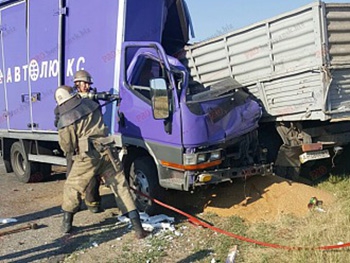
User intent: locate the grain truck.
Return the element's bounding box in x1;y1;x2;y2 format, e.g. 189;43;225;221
0;0;272;214
181;1;350;183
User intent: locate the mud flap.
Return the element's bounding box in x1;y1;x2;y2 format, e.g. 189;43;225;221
274;145;331;184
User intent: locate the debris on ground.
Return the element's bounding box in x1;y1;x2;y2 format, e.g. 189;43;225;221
307;196;326;212
225;245;238;263
117;212;176;233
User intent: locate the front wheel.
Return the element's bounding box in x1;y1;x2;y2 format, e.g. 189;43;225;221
10;142;42;183
128;156;164;215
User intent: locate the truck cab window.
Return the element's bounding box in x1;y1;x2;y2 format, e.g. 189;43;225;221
129;58;166;101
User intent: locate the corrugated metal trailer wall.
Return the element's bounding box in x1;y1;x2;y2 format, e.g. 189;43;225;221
183;2;350;122
326;4;350;117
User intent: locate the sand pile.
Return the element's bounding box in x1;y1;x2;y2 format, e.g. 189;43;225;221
203;175;335;223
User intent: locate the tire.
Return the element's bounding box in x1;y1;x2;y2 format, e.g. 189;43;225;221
10;142;42;183
128;156;164;215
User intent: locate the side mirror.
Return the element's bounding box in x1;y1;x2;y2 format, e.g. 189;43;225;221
150;78;170;119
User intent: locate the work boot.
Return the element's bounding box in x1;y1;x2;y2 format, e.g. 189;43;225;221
128;210;151;239
85;201;103;213
85;200;103;213
61;211;74;233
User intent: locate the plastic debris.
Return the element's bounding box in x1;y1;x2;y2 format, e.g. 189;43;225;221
139;212;175;224
142;222;175;232
307;197;325;212
117;215;130;223
315;207;326;213
225;245;238;263
91;242;98;247
118;212;176;233
1;218;18;224
174;230;182;236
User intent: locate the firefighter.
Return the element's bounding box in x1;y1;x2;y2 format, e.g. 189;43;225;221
54;85;148;239
72;70;102;213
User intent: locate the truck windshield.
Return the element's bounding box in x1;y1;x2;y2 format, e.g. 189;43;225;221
186;77;248;103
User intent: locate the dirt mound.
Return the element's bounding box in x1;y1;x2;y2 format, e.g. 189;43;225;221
203;175;335;223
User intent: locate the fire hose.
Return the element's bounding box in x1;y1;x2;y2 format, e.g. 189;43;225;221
130;187;350;251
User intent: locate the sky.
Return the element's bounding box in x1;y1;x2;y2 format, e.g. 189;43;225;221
185;0;350;42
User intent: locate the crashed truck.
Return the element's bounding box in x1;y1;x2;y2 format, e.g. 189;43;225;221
181;1;350;183
0;0;272;214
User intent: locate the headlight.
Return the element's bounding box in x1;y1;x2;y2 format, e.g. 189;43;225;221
183;149;222;165
210;150;221;161
197;153;209;163
183;154;197;165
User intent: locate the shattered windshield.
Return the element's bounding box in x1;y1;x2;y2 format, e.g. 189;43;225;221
186;77;249;102
185;77;253;116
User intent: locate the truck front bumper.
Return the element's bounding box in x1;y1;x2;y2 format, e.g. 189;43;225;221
158;162;274;191
192;162;274;186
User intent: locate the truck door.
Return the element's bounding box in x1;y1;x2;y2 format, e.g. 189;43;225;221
119;43;182;147
28;0;60;131
0;1;29;130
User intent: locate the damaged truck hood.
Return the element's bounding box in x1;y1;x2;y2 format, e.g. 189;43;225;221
181;77;262;147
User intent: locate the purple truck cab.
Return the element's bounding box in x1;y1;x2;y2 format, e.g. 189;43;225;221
117;42;272;212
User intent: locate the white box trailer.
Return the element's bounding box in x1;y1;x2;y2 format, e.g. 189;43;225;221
181;2;350;181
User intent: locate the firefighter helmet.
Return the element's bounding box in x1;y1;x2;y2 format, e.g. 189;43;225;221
54;85;77;105
73;70;93;84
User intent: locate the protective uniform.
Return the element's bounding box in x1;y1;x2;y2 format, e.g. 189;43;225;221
54;96;101;213
55;86;147;238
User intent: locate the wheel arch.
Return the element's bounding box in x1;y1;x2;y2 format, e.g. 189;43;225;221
123;146;154;178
